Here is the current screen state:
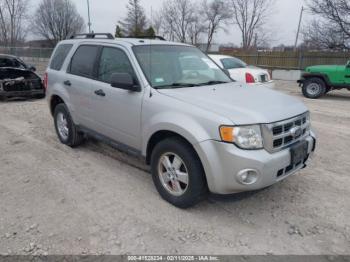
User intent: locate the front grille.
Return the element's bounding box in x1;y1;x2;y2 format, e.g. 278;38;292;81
262;113;310;153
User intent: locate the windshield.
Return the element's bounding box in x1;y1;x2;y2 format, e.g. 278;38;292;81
133;45;231;89
221;57;247;69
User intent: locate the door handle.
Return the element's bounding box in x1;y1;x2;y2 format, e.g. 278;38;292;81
94;89;106;97
64;80;71;86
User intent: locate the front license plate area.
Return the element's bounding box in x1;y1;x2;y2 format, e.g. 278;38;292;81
290;140;308;165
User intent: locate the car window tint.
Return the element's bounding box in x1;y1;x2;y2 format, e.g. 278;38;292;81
50;44;73;70
70;45;99;77
0;58;14;67
221;58;247;69
98;47;135;83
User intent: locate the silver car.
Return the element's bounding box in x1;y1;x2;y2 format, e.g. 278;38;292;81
46;33;316;208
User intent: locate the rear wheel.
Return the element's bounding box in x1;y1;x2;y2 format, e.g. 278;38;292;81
54;103;84;147
150;137;208;208
302;78;326;99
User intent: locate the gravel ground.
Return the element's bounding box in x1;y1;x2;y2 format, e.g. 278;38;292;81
0;81;349;255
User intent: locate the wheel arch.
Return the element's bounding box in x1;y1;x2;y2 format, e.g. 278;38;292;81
50;95;66;116
145;130;199;165
302;73;331;87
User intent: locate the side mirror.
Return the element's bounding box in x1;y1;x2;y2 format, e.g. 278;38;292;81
110;73;140;92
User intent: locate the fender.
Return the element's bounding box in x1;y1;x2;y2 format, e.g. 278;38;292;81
142;111;216;157
48;83;77;122
297;73;331;86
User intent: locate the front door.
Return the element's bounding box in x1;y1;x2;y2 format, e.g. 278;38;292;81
89;46;144;150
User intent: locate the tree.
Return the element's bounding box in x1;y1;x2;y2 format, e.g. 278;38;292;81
151;10;164;36
230;0;274;50
115;25;124;38
161;0;195;43
187;14;206;45
302;20;349;50
118;0;148;37
304;0;350;50
144;26;155;37
0;0;28;46
201;0;231;52
32;0;85;47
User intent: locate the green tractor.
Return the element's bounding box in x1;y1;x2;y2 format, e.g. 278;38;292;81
298;61;350;99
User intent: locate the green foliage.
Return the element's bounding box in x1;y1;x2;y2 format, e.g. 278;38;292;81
115;25;124;38
144;26;156;38
118;0;148;37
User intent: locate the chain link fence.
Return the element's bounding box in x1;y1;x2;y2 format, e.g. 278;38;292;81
0;46;54;62
0;46;54;76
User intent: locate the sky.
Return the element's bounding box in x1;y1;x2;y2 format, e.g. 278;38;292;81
36;0;309;46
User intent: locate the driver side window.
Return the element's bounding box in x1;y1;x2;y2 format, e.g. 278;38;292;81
98;47;136;84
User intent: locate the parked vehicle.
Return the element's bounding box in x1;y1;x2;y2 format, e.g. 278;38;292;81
0;54;45;100
298;61;350;99
46;33;316;208
209;54;274;88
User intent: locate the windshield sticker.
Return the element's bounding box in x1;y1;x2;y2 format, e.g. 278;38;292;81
155;78;165;83
202;58;218;69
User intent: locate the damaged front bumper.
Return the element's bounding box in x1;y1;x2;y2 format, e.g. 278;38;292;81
0;77;45;98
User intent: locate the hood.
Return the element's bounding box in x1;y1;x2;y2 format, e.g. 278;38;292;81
157;83;308;125
306;65;344;73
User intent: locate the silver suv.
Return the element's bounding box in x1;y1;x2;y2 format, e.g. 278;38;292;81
46;33;316;208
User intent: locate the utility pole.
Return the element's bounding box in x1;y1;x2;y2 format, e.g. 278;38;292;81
87;0;92;33
294;6;304;51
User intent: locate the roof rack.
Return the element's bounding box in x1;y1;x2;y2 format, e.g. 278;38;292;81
123;36;166;41
69;33;115;40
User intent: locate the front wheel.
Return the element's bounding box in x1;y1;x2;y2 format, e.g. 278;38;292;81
302;78;326;99
150;138;208;208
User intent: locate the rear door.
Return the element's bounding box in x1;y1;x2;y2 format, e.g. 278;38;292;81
88;45;144;150
65;44;100;127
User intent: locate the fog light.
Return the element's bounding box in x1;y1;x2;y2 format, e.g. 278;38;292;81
236;169;259;185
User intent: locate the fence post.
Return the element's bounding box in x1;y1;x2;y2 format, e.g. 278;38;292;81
255;51;259;66
298;51;304;70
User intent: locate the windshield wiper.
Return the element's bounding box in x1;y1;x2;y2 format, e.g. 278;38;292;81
154;83;200;89
197;81;230;86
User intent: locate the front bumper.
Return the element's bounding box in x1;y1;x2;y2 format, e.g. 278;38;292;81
194;132;316;194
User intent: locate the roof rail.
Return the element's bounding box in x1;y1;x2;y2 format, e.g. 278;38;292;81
69;33;115;40
123;36;166;41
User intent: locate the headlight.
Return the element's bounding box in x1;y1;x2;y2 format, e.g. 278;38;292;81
220;125;263;149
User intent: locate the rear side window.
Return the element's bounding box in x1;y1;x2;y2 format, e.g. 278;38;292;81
70;45;99;78
50;44;73;70
221;58;247;69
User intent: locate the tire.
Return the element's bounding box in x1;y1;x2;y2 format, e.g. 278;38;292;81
54;103;84;147
150;137;208;208
302;78;326;99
